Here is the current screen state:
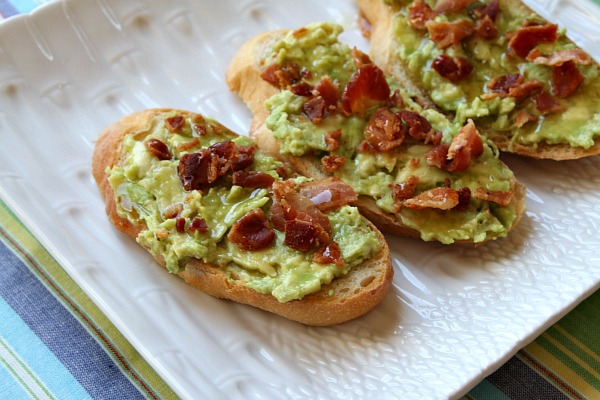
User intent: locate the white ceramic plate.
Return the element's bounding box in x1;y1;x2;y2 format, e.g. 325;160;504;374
1;0;599;399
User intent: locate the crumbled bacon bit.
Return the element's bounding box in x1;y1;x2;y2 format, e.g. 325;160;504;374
290;82;313;97
293;27;309;38
475;15;498;40
232;170;275;188
514;110;538;128
408;0;436;30
364;108;406;152
260;61;302;89
484;74;543;99
341;64;391;116
314;76;339;108
314;241;344;266
276;165;288;178
454;187;472;211
176;137;200;152
188;216;209;233
432;54;473;82
303;96;327;124
388;90;405;109
474;187;513;206
425;119;483;172
322;155;347;172
178;150;219;191
175;217;186;233
526;48;592;66
325;129;342;152
399;111;441;145
193;123;207;136
209;141;238;175
145;138;172;160
434;0;475;14
410;157;421;168
351;48;373;69
166;116;185;132
155;228;170;239
551;61;584;98
391;175;420;202
473;0;499;21
403;187;460;210
508;23;558;58
299;177;358;212
284;219;320;252
162;203;183;220
228;209;275;251
533;90;564;114
427;20;474;50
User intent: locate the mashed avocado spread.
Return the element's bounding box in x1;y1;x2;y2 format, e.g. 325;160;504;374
263;22;520;243
387;0;600;149
107;112;379;302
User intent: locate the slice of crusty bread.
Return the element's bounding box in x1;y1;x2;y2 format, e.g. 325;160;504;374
357;0;600;160
92;108;393;326
226;28;526;242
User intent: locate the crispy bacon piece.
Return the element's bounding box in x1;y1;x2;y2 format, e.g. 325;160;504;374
209;141;237;175
261;61;302;89
434;0;476;14
432;54;473;82
176;137;200;152
526;48;592;66
364;108;406;152
514;110;538;128
325;129;342;152
404;187;460;210
176;217;186;233
399;111;441;145
454;187;472;211
426;20;474;50
303;96;327;124
313;241;344;266
341;64;391;116
476;15;498;40
145;138;172;161
321;155;347;172
473;0;499;20
388;90;406;109
314;76;340;108
390;175;420;202
483;74;543;99
508;23;558;58
408;0;436;30
299;177;358;212
228;208;275;251
232;170;275;188
474;187;513;206
166;116;185;132
425;119;483;172
178;150;219;191
188;216;209;233
532;90;564;114
290;82;313;97
272;180;331;251
234;145;257;171
551;61;584;98
351;48;373;69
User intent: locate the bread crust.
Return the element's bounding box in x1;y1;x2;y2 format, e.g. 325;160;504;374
92;108;393;326
357;0;600;160
226;27;526;243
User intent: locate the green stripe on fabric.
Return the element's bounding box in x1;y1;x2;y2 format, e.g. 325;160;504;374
465;378;511;400
545;326;600;383
0;200;179;400
553;293;600;356
0;336;57;400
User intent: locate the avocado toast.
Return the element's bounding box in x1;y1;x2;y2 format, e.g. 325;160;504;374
226;22;526;244
358;0;600;159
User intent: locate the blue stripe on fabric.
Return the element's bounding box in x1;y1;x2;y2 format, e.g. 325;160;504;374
0;296;88;400
0;238;145;400
0;360;33;400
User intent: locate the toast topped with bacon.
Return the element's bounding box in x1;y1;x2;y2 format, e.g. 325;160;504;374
358;0;600;159
92;108;393;325
227;22;526;244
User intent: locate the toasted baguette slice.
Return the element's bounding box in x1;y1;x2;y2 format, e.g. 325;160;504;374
358;0;600;160
92;108;393;326
227;23;526;244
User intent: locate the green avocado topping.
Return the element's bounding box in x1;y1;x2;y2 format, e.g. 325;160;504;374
107;111;379;302
263;22;521;244
388;0;600;149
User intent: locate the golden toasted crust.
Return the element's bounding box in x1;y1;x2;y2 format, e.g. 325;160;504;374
92;108;393;326
358;0;600;160
226;28;526;243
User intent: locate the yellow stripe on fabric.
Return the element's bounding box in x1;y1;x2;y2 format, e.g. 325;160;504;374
553;325;600;367
548;325;600;381
524;342;599;399
0;201;178;400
